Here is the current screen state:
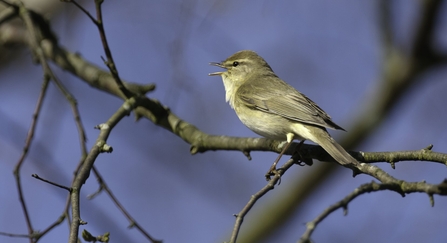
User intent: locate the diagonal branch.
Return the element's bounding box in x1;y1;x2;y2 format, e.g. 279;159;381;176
298;178;447;243
229;149;447;243
65;0;133;98
1;2;446;243
68;97;147;243
12;74;49;243
88;167;163;243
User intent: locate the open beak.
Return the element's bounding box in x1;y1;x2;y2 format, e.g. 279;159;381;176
208;62;226;76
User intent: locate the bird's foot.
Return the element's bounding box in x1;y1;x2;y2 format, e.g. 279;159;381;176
291;141;313;166
292;150;313;166
265;167;283;185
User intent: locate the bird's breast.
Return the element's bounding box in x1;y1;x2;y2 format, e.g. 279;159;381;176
233;104;305;141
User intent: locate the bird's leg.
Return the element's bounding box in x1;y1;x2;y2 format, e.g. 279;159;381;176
265;133;295;181
265;142;292;181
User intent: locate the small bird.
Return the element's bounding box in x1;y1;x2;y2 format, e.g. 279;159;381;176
209;50;359;180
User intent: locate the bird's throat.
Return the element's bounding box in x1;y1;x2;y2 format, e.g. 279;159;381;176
222;75;236;109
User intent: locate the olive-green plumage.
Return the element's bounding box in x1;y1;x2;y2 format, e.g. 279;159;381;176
209;50;358;167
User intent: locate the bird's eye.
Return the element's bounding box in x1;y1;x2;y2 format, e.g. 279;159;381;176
232;61;239;67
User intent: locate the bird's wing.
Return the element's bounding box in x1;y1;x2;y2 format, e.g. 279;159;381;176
236;76;345;131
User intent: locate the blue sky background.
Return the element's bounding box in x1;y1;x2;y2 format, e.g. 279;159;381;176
0;1;447;242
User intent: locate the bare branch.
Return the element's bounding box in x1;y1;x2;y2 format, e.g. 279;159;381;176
230;158;296;243
89;167;163;243
299;179;447;243
229;153;447;243
68;97;155;243
12;72;50;243
64;0;133;98
31;174;72;192
1;2;446;243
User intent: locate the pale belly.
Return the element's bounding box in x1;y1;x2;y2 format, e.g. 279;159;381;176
234;105;308;142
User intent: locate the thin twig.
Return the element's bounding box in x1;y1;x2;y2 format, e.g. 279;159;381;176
90;166;163;243
12;75;50;243
37;155;89;241
14;4;89;242
65;0;133;98
0;232;39;239
68;97;141;243
229;158;296;243
298;178;447;242
298;181;387;243
31;174;72;192
3;2;447;243
17;2;88;156
63;0;96;23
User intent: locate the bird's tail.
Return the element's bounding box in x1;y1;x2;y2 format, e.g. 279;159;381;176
307;126;359;166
